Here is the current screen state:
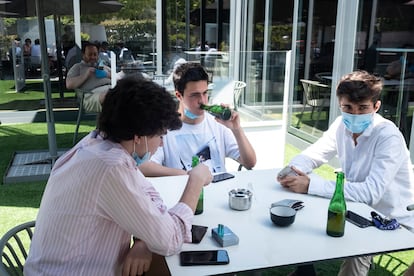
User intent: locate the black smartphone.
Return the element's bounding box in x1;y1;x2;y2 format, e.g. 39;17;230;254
212;172;235;183
346;210;373;228
180;250;230;266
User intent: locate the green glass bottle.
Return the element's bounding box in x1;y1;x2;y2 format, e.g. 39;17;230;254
200;104;232;120
192;156;204;215
326;171;346;237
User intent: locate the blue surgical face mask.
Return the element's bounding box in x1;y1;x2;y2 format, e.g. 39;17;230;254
132;137;151;166
341;112;374;133
183;107;200;120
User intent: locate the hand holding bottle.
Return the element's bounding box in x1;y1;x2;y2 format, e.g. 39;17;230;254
180;163;212;215
188;161;212;186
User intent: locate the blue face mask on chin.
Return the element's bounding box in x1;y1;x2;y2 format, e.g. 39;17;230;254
132;137;151;166
184;108;200;120
341;112;374;133
132;151;151;166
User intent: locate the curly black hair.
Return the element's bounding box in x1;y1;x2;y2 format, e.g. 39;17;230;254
98;76;182;143
173;62;209;95
336;70;383;104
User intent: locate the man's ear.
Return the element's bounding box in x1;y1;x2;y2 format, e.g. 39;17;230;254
175;91;183;101
374;100;381;112
133;135;141;144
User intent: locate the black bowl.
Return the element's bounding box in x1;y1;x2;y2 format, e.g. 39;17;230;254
270;206;296;226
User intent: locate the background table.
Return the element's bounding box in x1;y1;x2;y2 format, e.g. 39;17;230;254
150;169;414;275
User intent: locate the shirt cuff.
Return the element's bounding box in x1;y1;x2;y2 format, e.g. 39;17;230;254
307;173;328;196
169;202;194;242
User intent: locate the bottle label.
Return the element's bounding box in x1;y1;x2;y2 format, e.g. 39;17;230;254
326;210;345;237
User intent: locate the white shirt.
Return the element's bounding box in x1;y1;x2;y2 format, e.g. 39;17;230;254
289;114;414;230
151;114;240;173
31;44;41;57
25;131;193;276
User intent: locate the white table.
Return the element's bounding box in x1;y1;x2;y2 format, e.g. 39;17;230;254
150;169;414;275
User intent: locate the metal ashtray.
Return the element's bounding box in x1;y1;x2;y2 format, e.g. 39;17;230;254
229;188;253;211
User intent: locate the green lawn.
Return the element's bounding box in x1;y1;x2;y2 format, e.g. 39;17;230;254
0;79;412;275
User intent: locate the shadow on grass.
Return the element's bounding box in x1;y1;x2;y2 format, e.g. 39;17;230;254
0;79;74;111
294;111;329;131
0;121;97;195
0;181;46;208
16;79;66;93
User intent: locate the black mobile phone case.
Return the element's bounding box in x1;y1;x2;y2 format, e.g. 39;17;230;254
346;210;373;228
191;225;208;243
212;173;235;183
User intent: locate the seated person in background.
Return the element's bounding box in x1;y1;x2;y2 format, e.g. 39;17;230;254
23;38;31;57
98;41;111;67
278;70;414;276
25;76;212;275
66;42;111;112
30;39;41;58
139;62;256;176
385;45;414;80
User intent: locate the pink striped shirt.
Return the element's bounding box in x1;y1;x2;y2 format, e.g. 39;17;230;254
25;131;193;276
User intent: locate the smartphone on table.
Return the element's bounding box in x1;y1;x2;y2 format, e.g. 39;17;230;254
180;250;230;266
277;166;298;178
346;210;373;228
212;172;235;183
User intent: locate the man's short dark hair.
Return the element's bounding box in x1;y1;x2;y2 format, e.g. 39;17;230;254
173;62;209;95
81;42;98;54
336;70;383;104
98;76;182;143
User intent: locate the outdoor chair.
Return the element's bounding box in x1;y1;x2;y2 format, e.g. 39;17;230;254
0;221;35;276
233;81;247;111
73;88;98;145
153;74;169;86
314;72;332;85
296;79;330;129
371;253;409;275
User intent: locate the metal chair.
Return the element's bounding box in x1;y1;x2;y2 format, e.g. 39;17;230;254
0;221;35;276
153;74;169;86
73;88;98;145
296;79;330;129
233;81;247;111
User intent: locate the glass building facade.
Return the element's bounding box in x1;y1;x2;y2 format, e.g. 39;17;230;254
1;0;413;157
158;0;414;157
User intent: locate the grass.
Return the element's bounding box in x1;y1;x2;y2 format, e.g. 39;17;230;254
0;79;412;275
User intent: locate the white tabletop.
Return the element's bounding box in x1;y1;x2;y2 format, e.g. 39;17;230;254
149;169;414;275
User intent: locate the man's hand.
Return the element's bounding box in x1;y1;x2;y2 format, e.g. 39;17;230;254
122;240;152;276
87;67;96;77
215;105;241;131
277;166;310;194
188;163;213;186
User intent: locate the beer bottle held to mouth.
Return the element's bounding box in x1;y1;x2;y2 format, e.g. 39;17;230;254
200;104;232;120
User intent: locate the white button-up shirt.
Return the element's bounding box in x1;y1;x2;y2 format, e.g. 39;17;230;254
290;114;414;230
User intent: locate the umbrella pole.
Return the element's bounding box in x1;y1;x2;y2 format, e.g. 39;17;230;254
36;0;58;164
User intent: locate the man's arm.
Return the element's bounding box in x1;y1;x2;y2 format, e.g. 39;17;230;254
218;110;256;169
139;161;187;177
66;66;94;89
231;127;256;169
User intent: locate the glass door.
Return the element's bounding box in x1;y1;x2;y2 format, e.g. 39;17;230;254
288;0;338;143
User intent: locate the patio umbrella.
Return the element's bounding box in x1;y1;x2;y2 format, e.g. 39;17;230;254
0;0;123;17
0;0;123;164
